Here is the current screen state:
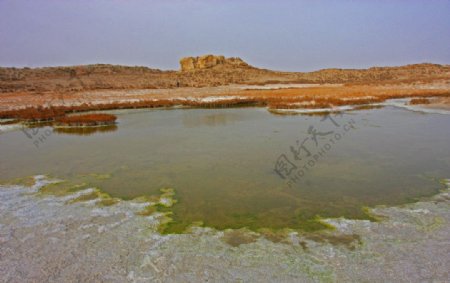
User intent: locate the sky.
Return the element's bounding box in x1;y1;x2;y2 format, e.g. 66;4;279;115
0;0;449;71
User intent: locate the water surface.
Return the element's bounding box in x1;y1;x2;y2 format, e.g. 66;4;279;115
1;107;449;232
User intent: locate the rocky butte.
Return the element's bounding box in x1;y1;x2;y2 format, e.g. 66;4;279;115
179;55;249;71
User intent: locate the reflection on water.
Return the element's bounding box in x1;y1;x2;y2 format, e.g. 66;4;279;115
0;107;449;233
182;112;244;127
53;125;118;136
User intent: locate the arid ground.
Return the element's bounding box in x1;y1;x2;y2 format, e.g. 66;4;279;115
1;55;449;114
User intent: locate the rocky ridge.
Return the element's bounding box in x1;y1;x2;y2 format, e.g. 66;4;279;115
179;55;250;71
0;55;449;93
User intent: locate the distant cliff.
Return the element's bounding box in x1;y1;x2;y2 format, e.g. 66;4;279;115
180;55;250;71
0;55;449;93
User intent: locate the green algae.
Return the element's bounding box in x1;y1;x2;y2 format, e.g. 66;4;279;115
98;197;120;206
4;173;449;253
0;176;37;187
29;175;120;206
133;188;179;233
39;181;90;196
65;188;118;205
11;174;444;249
158;188;177;207
361;206;385;222
136;205;157;216
37;172;114;196
157;213;176;234
66;191;100;203
132;195;160;203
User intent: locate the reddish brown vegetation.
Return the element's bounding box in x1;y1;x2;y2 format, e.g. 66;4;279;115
54;125;117;135
56;114;117;127
239;87;450;109
409;98;431;105
264;96;386;109
0;107;65;122
0;87;449;122
0;99;264;122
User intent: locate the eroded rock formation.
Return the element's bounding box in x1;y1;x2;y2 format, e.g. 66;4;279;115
180;55;249;71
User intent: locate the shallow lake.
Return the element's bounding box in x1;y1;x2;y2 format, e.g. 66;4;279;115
1;106;449;232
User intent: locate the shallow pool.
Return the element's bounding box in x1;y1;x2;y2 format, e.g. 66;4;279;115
1;106;449;232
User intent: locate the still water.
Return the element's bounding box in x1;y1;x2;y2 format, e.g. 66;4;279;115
1;107;449;232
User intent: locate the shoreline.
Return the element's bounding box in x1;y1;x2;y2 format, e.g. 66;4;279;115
0;175;448;281
1;83;450;123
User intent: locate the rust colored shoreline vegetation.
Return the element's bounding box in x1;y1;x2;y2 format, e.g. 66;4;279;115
55;114;117;127
0;99;263;123
0;106;65;123
0;56;449;119
0;89;449;123
409;98;431;105
53;125;117;135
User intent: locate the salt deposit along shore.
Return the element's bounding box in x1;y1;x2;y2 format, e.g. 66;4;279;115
0;176;449;282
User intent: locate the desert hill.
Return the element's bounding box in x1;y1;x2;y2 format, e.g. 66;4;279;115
0;55;449;93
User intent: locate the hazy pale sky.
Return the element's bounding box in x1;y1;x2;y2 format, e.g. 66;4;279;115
0;0;449;71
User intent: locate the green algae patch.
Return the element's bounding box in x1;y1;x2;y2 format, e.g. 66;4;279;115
37;174;104;196
0;176;37;187
183;221;205;233
39;181;90;196
159;188;177;207
136;205;157;216
98;197;120;207
361;206;386;222
157;213;176;234
132;195;160;203
0;175;120;207
311;215;337;231
67;191;100;203
133;195;161;217
65;189;117;205
134;188;177;216
133;188;180;233
159;219;185;234
154;188;182;233
159;208;335;235
214;217;363;249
